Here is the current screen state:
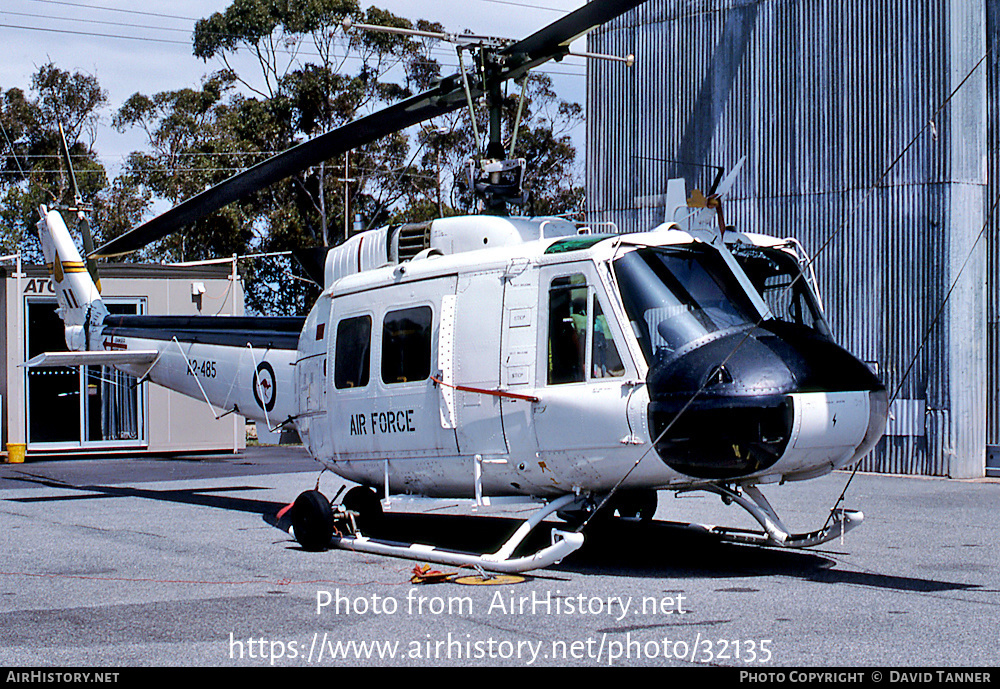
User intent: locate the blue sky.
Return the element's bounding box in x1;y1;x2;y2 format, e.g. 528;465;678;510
1;0;591;175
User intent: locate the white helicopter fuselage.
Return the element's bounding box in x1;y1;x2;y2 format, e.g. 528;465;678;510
34;207;886;504
294;216;884;499
297;220;656;498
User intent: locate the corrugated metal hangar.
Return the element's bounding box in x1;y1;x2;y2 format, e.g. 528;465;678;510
0;261;245;457
586;0;999;478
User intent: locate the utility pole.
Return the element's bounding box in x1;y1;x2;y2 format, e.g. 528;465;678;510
319;161;327;246
344;151;349;242
337;151;357;242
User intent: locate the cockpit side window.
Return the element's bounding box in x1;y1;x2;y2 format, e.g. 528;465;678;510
547;274;588;384
547;273;626;384
591;298;625;378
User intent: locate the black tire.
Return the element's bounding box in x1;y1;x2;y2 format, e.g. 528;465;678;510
342;486;383;535
291;490;333;551
610;490;658;521
635;490;658;521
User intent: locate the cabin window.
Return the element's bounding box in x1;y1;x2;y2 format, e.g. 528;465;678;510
382;306;433;384
334;315;372;389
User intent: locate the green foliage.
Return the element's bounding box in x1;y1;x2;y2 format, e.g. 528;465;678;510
0;64;121;261
193;0;361;62
0;4;586;317
117;2;434;314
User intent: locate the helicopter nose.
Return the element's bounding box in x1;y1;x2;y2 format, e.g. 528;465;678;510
646;322;886;481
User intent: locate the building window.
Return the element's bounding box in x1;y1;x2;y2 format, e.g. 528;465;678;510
334;315;372;389
25;298;145;446
382;306;432;384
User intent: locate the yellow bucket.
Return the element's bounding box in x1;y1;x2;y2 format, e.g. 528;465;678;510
6;443;26;464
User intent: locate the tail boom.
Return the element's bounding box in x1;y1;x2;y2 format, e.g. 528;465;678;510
36;206;299;428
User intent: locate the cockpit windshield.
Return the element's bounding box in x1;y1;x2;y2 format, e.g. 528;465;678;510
612;246;761;364
730;244;832;339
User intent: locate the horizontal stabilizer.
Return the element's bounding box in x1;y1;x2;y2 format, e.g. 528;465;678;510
23;350;159;368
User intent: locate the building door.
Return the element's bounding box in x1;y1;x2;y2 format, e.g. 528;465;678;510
25;298;147;450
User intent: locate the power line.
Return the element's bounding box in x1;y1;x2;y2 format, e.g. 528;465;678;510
2;152;281;159
23;0;570;21
467;0;566;12
0;165;441;179
8;2;589;68
0;21;587;75
23;0;197;23
0;22;190;45
3;9;197;34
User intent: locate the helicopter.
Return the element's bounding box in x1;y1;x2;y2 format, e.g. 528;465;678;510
29;0;887;573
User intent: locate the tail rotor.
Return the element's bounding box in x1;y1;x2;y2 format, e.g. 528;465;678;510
58;122;101;292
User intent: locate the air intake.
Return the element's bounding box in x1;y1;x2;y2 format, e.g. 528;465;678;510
394;222;432;262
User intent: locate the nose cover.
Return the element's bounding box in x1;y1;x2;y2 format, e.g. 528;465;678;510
646;322;884;480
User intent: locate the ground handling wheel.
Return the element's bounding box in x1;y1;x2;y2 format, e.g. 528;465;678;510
291;490;334;551
613;490;658;521
342;486;383;535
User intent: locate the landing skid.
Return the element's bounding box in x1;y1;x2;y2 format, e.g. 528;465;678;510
281;482;861;573
692;484;864;548
290;491;584;574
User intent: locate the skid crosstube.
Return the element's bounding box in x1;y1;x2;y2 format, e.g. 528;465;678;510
307;493;585;574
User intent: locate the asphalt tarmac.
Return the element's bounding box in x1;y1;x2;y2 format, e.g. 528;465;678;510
1;445;998;668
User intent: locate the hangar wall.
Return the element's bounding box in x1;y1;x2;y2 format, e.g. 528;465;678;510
586;0;993;477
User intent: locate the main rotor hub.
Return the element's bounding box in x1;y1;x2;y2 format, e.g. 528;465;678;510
467;158;527;210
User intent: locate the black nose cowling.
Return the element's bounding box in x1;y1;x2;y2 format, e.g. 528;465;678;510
646;322;885;480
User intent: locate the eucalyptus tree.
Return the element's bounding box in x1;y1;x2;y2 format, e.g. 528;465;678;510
0;64;135;260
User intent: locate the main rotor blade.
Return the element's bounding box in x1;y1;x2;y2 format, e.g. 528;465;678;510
501;0;645;62
92;86;470;258
93;0;647;258
58;123;83;205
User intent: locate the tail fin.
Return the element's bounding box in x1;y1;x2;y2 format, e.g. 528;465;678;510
36;205;107;352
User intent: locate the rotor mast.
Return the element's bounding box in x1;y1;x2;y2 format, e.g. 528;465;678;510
349;19;528;214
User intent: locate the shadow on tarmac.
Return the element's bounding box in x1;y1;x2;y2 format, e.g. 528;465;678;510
274;508;979;594
4;472;978;595
4;472;281;516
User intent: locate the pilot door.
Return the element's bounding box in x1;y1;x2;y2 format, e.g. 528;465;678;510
530;263;636;470
329;275;460;460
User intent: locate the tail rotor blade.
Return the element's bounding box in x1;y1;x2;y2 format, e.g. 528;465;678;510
77;213;102;293
714;156;747;199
